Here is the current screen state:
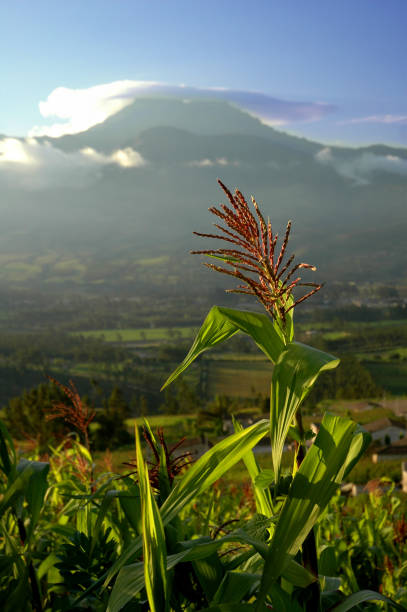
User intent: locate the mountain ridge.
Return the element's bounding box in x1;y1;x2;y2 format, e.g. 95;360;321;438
0;97;406;290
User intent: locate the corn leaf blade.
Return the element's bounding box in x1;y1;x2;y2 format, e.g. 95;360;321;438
160;419;269;525
331;589;407;612
233;417;273;517
162;306;285;389
270;342;339;480
136;425;168;612
105;420;269;588
257;413;369;606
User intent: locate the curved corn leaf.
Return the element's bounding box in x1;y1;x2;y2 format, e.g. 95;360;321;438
24;459;50;539
330;589;407;611
161;306;285;389
257;413;369;608
0;458;49;537
270;342;339;481
104;419;269;588
342;424;372;480
160;419;269;525
212;571;260;604
108;529;314;611
269;582;304;612
233;417;273;517
136;425;168;612
0;420;16;477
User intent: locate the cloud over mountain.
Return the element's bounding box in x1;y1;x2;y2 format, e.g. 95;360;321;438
0;138;145;189
315;146;407;184
28;80;335;138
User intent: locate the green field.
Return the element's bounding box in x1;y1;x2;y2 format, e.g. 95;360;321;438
75;326;198;342
357;347;407;360
206;359;273;398
126;414;198;439
363;360;407;395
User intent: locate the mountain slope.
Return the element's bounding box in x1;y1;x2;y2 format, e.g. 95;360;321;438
0;97;406;289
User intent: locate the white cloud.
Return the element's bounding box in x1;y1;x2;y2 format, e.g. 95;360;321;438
0;137;146;189
81;146;145;168
339;114;407;125
314;147;333;163
314;147;407;184
28;80;335;138
187;157;239;167
30;80;160;137
188;158;214;167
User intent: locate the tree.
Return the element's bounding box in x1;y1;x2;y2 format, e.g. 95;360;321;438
4;382;71;451
92;386;132;450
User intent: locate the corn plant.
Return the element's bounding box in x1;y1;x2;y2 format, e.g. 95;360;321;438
319;487;407;609
105;182;406;611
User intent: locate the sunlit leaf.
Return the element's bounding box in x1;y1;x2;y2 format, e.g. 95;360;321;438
161;306;285;389
160;419;269;525
0;458;49;538
105;419;269;588
270;342;339;481
331;589;406;611
233;417;273;517
0;420;16;477
257;413;369;607
136;424;168;612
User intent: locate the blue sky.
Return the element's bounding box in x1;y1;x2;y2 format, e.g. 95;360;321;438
1;0;406;145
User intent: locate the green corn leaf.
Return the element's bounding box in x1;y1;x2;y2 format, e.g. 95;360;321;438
257;413;369;607
268;583;304;612
136;424;168;612
118;479;142;534
254;468;275;490
107;542;221;611
330;589;407;611
205;253;241;264
160;419;269;525
270;342;339;481
142;419;172;503
281;557;317;588
107;527;314;611
212;571;260;604
89;489;117;557
0;458;49;528
0;420;16;477
342;424;372;480
107;561;150;612
273;289;294;345
24;459;50;539
105;420;269;588
233;417;273;517
37;552;60;580
193;554;224;601
161;306;285;389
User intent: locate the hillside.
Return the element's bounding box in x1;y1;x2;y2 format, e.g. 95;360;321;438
0;97;406;291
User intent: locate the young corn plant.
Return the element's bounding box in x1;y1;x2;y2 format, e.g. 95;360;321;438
105;181;407;611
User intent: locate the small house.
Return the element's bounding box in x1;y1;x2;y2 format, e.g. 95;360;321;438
372;436;407;463
363;417;406;445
